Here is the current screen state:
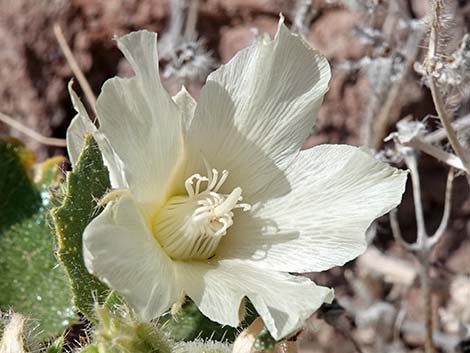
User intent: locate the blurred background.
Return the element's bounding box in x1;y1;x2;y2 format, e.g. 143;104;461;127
1;0;470;352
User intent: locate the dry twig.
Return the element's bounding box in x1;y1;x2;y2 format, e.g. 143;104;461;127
183;0;199;41
425;114;470;144
53;24;97;117
425;1;470;173
406;137;465;171
0;112;67;147
372;24;425;149
391;142;455;353
386;117;466;171
357;247;417;286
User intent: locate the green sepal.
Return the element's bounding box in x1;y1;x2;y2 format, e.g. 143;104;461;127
79;304;173;353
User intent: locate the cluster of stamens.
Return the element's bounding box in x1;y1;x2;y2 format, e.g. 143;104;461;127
186;169;250;237
153;165;250;260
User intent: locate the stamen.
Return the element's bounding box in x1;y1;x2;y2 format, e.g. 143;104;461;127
214;217;232;237
153;165;251;261
192;212;213;223
207;168;218;191
193;205;212;216
235;203;251;211
185;177;195;198
214;170;229;192
195;176;208;195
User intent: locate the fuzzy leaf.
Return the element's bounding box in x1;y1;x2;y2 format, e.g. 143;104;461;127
163;299;257;343
35;156;66;194
80;304;173;353
0;140;75;339
45;336;65;353
0;139;39;232
253;327;276;352
52;134;111;320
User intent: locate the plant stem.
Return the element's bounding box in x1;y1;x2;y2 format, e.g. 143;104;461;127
183;0;199;41
404;151;427;246
429;79;470;172
425;114;470;144
53;24;97;117
0;112;66;147
427;0;470;173
373;26;424;149
418;254;434;353
405;136;466;171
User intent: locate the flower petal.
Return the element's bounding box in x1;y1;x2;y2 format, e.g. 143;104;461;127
66;84;127;189
66;115;95;167
96;31;183;215
172;86;196;131
176;260;333;340
217;145;408;273
83;194;178;320
183;17;330;198
66;82;97;166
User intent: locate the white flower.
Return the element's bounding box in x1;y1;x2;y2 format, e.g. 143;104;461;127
67;18;408;340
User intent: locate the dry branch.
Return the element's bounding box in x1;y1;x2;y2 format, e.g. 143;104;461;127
0;112;66;147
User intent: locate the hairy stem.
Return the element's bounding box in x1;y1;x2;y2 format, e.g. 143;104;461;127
427;0;470;173
429;79;470;172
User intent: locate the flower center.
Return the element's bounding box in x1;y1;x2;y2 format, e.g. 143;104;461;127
153;168;250;261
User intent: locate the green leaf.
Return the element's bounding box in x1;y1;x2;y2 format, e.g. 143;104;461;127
162;299;257;343
173;340;231;353
45;336;65;353
253;327;276;352
51;134;111;320
103;291;126;316
79;345;100;353
0;140;75;339
35;156;66;193
0;140;39;232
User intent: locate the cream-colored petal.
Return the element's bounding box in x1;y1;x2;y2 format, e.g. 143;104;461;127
217;145;408;273
172;86;196;131
66;114;95;167
183;18;330;199
96;31;183;215
83;194;178;320
66;82;97;166
176;260;333;340
66;85;127;189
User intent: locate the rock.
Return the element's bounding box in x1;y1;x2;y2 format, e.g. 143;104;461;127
308;9;366;61
206;0;278;16
218;16;278;63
